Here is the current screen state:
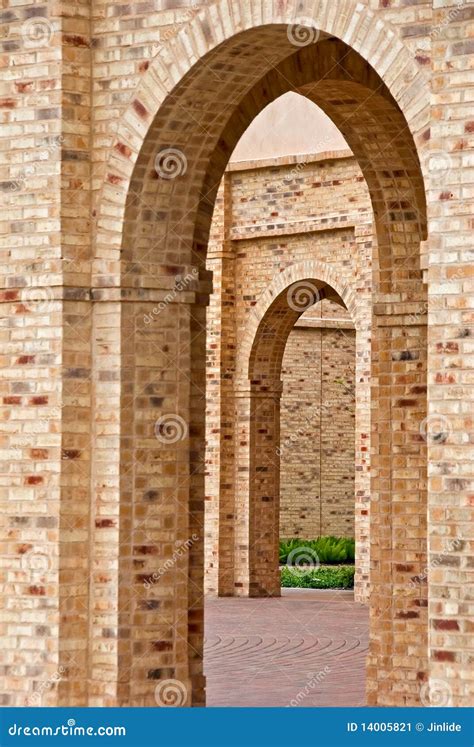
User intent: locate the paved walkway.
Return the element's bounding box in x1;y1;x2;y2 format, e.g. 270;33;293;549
204;589;368;707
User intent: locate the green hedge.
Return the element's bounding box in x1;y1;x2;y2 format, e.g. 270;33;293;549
281;565;355;589
279;536;355;565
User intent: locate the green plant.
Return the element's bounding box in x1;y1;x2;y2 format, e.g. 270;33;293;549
279;538;305;564
279;536;355;565
281;565;355;589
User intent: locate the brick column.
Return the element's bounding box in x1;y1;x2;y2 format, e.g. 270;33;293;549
232;381;283;598
205;176;237;597
248;381;283;598
215;255;238;597
232;386;251;596
0;0;93;707
353;223;373;604
427;1;474;706
87;264;209;705
367;300;428;705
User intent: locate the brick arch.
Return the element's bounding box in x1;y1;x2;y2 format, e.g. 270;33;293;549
229;262;369;601
95;0;429;261
91;0;430;708
237;260;362;384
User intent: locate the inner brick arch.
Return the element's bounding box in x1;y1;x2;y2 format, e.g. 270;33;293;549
92;0;430;707
238;261;363;374
233;266;362;598
223;260;370;600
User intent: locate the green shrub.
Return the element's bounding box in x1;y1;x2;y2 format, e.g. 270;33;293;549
279;536;355;565
281;565;355;589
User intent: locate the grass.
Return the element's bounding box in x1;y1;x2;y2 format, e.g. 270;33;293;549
281;564;355;589
279;536;355;566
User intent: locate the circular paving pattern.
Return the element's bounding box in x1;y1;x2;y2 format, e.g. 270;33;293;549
204;590;368;706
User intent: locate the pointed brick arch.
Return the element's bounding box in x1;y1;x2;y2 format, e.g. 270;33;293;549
225;262;370;600
237;260;363;383
90;0;430;707
95;0;430;260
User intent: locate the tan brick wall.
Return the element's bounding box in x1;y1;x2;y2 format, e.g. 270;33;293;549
280;308;356;540
1;0;472;709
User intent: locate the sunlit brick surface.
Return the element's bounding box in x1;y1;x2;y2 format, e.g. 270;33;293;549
204;591;368;707
1;0;472;709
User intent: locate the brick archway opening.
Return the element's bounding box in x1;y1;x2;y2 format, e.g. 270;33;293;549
204;259;369;705
96;21;428;707
244;279;351;598
208;241;372;604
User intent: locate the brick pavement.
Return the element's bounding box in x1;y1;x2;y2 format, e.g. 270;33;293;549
204;589;368;707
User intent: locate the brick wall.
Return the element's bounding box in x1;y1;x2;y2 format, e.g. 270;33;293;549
280;305;356;539
1;0;472;709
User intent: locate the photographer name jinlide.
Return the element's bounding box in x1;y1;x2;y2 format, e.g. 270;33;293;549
427;722;461;732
